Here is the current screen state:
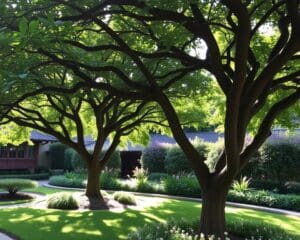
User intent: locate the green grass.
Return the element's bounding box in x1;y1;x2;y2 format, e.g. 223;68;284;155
0;196;299;240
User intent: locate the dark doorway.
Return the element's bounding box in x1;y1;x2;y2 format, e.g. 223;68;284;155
120;151;142;178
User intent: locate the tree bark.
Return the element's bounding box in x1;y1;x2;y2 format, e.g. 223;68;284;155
86;161;103;201
199;181;230;239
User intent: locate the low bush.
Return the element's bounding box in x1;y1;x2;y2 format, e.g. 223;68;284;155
141;146;167;173
0;179;38;196
100;169;121;190
164;174;201;198
128;218;296;240
47;192;78;210
165;139;207;174
227;189;300;211
113;191;136;205
49;175;86;188
0;173;49;180
148;172;170;182
250;179;300;194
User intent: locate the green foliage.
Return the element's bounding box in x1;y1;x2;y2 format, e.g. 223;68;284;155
0;179;38;196
49;143;69;170
128;218;295;240
165;139;207;174
205;139;224;173
69;148;121;172
64;148;75;171
113;191;136;205
100;169;121;190
47;192;78;210
259;142;300;182
231;176;251;193
227;190;300;211
141;146;167;173
250;179;300;195
48;175;86;188
0;173;49;180
148;172;170;182
69;149;86;171
164;174;201;198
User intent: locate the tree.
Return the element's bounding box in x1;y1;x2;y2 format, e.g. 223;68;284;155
0;56;158;203
1;0;300;237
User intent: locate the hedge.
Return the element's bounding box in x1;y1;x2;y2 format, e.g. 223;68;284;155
0;173;49;180
49;143;69;169
141;146;167;173
164;139;207;174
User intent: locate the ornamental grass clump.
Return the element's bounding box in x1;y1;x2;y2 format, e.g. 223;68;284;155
113;191;136;205
47;192;78;210
0;178;38;197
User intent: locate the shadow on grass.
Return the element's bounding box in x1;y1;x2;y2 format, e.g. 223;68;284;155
0;198;299;240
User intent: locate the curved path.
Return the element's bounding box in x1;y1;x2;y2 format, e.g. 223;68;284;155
42;182;300;217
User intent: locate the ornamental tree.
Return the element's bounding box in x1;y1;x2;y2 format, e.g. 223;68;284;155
1;0;300;237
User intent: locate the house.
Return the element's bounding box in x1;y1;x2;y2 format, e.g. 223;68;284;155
0;128;299;174
0;131;56;171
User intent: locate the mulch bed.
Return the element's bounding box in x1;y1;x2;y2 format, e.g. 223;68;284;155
0;193;34;202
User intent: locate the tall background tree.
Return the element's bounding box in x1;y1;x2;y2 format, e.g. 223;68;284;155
0;0;300;237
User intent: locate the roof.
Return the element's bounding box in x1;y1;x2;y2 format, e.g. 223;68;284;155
30;131;57;142
29;128;300;149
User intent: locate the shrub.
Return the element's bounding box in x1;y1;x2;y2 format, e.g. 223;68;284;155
285;181;300;194
0;179;38;196
49;143;69;169
113;191;136;205
0;173;49;180
49;175;86;188
47;192;78;210
100;169;121;190
141;146;167;173
128;218;295;240
205;139;224;173
70;150;86;171
165;139;207;174
164;174;201;198
148;172;170;182
102;151;121;170
64;148;75;171
231;176;251;193
70;149;121;171
259;142;300;182
227;190;300;211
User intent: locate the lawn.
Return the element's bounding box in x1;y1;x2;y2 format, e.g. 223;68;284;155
0;189;299;240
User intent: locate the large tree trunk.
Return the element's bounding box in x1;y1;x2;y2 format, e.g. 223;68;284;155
86;161;103;201
199;181;230;239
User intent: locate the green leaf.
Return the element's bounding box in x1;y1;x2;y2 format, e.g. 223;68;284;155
19;17;28;34
29;20;39;33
